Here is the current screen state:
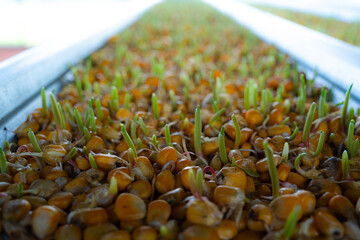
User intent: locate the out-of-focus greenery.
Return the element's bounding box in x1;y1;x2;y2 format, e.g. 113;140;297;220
254;5;360;46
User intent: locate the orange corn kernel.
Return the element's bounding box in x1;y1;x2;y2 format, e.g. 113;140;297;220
55;224;82;240
68;207;108;226
115;193;146;221
187;198;223;227
267;125;291;137
83;223;117;240
202;140;219;156
277;162;291;181
135;156;154;180
287;172;306;188
269;194;303;221
63;177;89;195
244;109;263;127
157;146;177;168
240;142;252;157
2;199;31;222
328;195;355;220
268;109;284;126
183;225;220;240
127;180;152;200
100;230;131;240
146;199;171;226
132;226;157;240
314;211;344;238
75;156;91;171
295;190;316;215
180;166;201;190
14;170;39;185
94;154;122;171
247;204;273;231
155;169;175;194
32;205;61;239
218;167;246;190
108;167;133;191
43;145;67;166
115;108;131;120
175;158;195;173
86;136;106;152
48;192;74;210
158;188;187;207
215;219;237;240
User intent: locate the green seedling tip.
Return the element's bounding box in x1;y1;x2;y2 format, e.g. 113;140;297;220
88;153;98;169
17;183;24;198
169;89;177;111
49;93;62;129
342;150;349;180
347;119;355;155
160;225;169;237
165;124;172;147
209;108;225;126
289;127;299;141
57;103;66;130
110;86;119;113
312;131;325;157
0;147;8;174
139;117;149;136
352;139;359;159
302;102;316;143
83;127;92;142
41;87;48;116
131;114;139;142
294;153;306;173
65;147;77;161
232;157;260;178
28;129;42;153
137;138;143;149
121;123;137;158
95;98;103;121
342;84;353;128
151;134;159;149
74;107;84;134
218;126;228;165
194;105;202;156
109;176;118;196
281;205;301;239
232;114;241;149
152;93;160;120
263;140;280;199
89;108;97;134
318;87;326;119
282;142;289;163
124;91;131;111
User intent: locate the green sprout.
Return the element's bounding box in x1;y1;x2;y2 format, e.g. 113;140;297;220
302;102;316;143
108;176;118;196
89;108;97;133
282;142;289;162
284;99;290;115
49;93;63;129
328;132;335;144
139;117;149;136
296;75;306;115
74;107;84;134
209;108;225;126
312;131;324;157
231;157;259;178
94;82;100;96
294;153;306;174
347;120;355;156
152;93;160;120
121;123;137;158
169;89;177;111
160;225;169;237
65;147;77;161
41;87;48;116
260;89;272;116
218;126;228;165
214;77;222;109
276;84;284;103
342;150;349;180
72;67;83;102
263;140;279;199
95;98;103;121
88;153;98;169
151;134;159;149
211;98;219;113
352;139;359;158
115;71;123;91
64;102;74;122
341;84;353;128
28;129;42;153
188;168;203;198
124;91;131;111
281;205;301;239
281;117;290;126
107;116;113;125
289;127;299;141
110;86;119;113
57;103;66;130
347;107;355;130
0;147;8;173
82;146;88;155
131;114;138;142
17;183;24;198
194;105;202;156
165;124;172;147
137;138;143;149
318;87;327;118
232;114;241;149
244;79;257;110
83;127;91;142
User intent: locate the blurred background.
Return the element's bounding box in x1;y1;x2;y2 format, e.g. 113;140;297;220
0;0;359;61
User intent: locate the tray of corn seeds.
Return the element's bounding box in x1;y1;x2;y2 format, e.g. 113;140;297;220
0;1;359;240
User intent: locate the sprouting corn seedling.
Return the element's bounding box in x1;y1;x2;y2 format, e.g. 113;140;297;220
124;91;131;111
114;71;123;91
137;138;143;149
28;129;42;153
282;142;289;162
209;108;225;126
213;77;222;109
318;87;327;119
165;124;172;147
293;62;299;91
74;107;84;134
211;98;219;113
41;87;48;116
263;140;279;199
231;157;259;178
347;119;355;156
302;102;316;143
347;107;355;130
94;82;100;96
57;103;66;130
82;146;88;155
49;93;64;130
107;116;113;125
260;89;272;116
71;67;83;102
294;153;306;174
296;75;306;115
341;84;353;128
17;183;24;198
232;114;241;149
160;225;169;237
281;205;301;240
131;114;138;142
88;153;98;169
352;139;359;158
188;168;203;198
138;117;149;137
288;126;299;141
89;108;97;133
151;58;165;88
244;79;257;110
110;86;119;113
284;99;290;115
109;176;118;196
218;126;228;165
342;150;350;180
121;123;137;158
276;84;284;103
64;102;74;122
169;89;177;111
152;93;160;120
95;98;103;121
281;117;290;126
312;131;324;157
65;147;77;161
0;147;8;173
328;132;335;144
151;134;159;149
83;127;91;142
194;105;202;156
